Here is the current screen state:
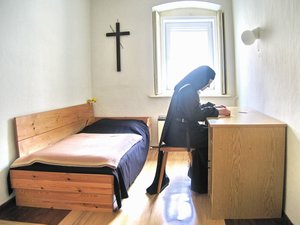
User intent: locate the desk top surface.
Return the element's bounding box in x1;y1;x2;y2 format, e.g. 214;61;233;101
207;107;286;127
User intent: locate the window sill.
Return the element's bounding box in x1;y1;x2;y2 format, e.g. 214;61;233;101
149;94;237;106
148;94;172;98
148;94;234;98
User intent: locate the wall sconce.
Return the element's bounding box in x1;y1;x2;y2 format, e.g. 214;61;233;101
241;27;260;45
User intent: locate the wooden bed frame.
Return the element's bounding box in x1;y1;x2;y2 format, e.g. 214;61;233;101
10;103;151;212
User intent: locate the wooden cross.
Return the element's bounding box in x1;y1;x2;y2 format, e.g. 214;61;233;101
106;21;130;72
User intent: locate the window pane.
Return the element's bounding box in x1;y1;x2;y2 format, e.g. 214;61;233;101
164;20;215;91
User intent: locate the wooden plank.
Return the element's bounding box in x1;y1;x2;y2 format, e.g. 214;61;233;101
11;179;113;194
15;189;114;205
16;194;116;212
160;147;189;152
15;104;95;157
0;220;46;225
16;200;115;212
17;120;87;157
15;104;94;141
10;170;113;183
10;171;114;194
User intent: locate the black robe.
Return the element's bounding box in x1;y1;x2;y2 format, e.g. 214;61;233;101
146;66;219;194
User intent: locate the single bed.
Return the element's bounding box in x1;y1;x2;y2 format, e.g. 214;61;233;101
9;103;151;212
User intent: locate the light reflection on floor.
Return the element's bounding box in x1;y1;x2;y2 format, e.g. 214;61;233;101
163;176;194;225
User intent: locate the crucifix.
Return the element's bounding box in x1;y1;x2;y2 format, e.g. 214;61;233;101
106;21;130;72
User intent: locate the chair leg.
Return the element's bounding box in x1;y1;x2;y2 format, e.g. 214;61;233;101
188;152;193;166
157;151;168;193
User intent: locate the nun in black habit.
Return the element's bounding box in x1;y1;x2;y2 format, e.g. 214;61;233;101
146;65;230;194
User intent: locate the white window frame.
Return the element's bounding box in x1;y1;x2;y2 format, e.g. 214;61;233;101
152;2;226;96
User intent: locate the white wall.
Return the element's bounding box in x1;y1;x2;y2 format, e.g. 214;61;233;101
0;0;92;205
0;0;236;209
232;0;300;224
91;0;236;145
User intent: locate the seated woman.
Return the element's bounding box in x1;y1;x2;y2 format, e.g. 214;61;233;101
146;65;230;194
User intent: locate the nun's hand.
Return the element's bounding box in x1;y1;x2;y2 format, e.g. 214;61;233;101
218;107;231;117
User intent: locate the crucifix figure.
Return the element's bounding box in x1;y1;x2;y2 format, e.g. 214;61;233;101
106;21;130;72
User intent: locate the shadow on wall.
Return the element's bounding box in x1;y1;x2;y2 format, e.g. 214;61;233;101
284;127;300;209
7;118;18;162
1;119;18;200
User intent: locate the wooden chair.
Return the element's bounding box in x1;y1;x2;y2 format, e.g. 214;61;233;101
156;118;194;193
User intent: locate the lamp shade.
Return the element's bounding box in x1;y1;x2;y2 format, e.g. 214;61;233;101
241;28;260;45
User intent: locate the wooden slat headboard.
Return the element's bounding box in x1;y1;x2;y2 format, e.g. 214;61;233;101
15;104;95;157
14;104;152;158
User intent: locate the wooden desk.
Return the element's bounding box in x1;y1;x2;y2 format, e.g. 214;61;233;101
207;107;286;219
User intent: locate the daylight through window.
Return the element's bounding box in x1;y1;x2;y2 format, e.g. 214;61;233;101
153;2;226;96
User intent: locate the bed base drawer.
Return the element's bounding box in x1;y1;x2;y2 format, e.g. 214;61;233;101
10;170;116;212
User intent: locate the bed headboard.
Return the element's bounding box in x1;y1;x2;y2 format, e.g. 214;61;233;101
15;104;95;158
14;104;151;158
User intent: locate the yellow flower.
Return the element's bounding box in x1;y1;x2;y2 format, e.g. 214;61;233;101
87;98;97;104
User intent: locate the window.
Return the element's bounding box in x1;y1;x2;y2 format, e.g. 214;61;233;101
153;2;226;96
